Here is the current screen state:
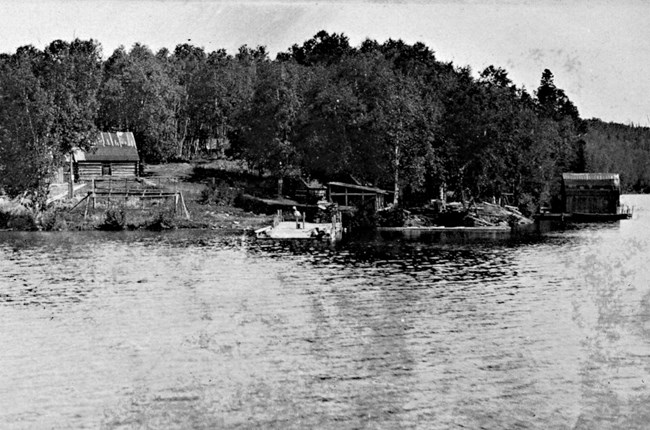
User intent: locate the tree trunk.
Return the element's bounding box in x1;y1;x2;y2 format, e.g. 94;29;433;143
393;143;400;206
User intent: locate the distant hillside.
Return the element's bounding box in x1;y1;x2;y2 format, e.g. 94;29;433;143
584;119;650;192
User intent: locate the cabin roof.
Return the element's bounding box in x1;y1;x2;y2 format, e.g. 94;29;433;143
562;173;620;188
327;181;391;194
74;132;139;162
300;177;327;190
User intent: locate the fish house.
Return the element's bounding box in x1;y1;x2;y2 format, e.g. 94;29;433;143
74;132;140;181
327;182;391;211
562;173;621;214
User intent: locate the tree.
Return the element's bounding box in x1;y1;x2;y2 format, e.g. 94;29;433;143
41;39;103;156
98;43;182;162
0;39;103;207
280;30;352;66
534;68;586;204
0;46;53;202
295;51;440;204
233;61;304;175
169;43;207;158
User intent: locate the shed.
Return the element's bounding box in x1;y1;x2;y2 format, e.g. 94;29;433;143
562;173;621;214
327;181;391;211
294;178;327;203
73;132;140;181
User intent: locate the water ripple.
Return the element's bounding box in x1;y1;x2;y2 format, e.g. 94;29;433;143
1;197;649;429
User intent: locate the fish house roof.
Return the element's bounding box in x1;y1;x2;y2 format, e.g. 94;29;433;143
74;132;139;162
562;173;620;189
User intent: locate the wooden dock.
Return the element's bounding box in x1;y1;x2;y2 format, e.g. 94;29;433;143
256;222;334;240
375;224;541;242
256;210;343;242
534;211;632;222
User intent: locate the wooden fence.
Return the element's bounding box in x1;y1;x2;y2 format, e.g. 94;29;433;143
69;177;190;220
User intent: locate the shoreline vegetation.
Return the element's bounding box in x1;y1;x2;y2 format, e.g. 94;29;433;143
2;31;650;233
0;160;273;233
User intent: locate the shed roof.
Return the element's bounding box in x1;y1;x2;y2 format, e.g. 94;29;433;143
300;177;327;190
327;181;391;194
74;132;139;162
562;173;620;188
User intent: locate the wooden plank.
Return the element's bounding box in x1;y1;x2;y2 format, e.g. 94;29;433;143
329;192;381;197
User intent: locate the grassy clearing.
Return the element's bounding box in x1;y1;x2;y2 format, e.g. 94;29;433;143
2;159;275;232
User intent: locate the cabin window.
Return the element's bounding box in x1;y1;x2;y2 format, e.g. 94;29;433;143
101;163;112;176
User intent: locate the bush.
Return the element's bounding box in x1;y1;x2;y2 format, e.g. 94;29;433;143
7;213;37;230
351;202;378;230
99;207;126;231
145;209;177;231
234;193;275;214
38;208;68;231
0;210;10;229
375;207;407;227
199;183;240;206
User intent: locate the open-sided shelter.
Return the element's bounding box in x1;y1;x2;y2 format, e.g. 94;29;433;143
327;181;391;211
74;132;140;181
562;173;621;214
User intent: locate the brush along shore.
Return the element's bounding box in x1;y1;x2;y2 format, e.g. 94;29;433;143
376;200;534;228
0;160;274;232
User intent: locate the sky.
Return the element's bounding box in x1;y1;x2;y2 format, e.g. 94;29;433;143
1;0;649;126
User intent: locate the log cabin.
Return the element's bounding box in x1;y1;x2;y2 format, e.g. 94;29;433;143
74;132;140;181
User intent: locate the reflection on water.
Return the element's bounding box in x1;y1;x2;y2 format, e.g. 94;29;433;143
1;195;650;429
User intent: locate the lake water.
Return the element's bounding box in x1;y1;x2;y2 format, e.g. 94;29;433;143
1;195;650;429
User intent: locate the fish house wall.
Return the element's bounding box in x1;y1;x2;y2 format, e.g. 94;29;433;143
562;173;621;214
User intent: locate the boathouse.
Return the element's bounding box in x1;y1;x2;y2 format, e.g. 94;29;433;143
327;182;391;210
562;173;621;214
73;132;140;181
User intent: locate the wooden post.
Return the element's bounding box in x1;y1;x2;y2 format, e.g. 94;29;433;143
92;179;96;209
179;192;190;220
302;212;306;229
84;194;90;220
274;209;282;227
68;152;74;198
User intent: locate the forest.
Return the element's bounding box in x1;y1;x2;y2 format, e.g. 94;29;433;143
1;31;648;213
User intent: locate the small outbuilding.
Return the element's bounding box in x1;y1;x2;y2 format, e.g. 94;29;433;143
293;178;327;203
327;181;391;211
562;173;621;214
74;132;140;181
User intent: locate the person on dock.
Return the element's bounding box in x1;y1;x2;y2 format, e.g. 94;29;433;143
293;206;302;229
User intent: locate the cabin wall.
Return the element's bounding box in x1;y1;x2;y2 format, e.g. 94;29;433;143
76;162;138;181
564;189;619;214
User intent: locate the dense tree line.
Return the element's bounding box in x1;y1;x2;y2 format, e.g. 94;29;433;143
1;31;604;211
583;119;650;192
